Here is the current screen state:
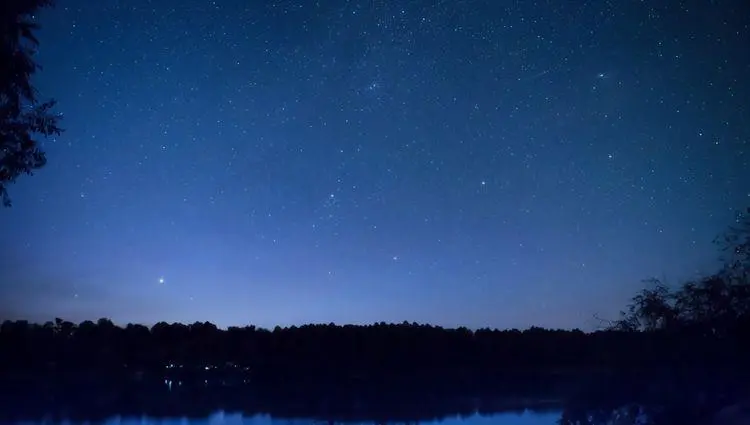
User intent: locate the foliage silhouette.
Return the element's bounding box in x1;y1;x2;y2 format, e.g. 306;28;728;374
0;0;62;206
612;207;750;337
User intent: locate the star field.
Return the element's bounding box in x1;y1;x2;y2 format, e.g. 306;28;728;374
0;0;748;330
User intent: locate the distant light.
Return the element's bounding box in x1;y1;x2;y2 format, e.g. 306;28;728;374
158;277;165;284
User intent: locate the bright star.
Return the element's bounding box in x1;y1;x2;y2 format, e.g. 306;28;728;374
158;277;165;284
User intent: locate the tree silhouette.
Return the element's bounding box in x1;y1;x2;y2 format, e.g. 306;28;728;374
613;206;750;336
0;0;62;206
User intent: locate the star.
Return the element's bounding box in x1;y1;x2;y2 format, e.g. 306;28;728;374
158;277;165;284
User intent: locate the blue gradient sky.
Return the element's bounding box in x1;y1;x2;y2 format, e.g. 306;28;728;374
0;0;748;330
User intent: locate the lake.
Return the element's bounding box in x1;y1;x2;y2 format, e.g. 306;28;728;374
1;372;747;425
8;410;566;425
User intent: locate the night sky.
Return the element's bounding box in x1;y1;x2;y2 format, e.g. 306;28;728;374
0;0;748;330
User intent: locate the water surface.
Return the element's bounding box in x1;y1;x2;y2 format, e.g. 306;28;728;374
12;410;562;425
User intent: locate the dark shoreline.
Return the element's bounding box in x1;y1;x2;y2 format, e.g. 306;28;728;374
2;317;750;424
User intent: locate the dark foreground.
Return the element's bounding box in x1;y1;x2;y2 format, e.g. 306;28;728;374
1;368;749;425
2;317;750;424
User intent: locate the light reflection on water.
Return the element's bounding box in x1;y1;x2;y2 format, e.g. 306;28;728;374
12;410;562;425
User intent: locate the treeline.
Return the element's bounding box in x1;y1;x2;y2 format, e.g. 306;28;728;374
0;314;748;386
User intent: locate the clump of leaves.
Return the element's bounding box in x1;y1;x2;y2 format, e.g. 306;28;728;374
0;0;63;206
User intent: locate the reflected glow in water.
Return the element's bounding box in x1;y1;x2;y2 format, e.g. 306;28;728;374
12;410;562;425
